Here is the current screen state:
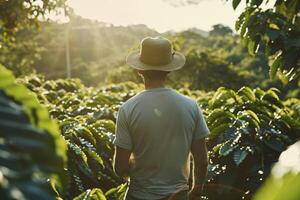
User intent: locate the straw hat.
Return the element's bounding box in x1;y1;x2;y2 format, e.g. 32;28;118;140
126;36;186;71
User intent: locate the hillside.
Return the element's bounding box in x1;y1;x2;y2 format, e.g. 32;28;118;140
34;16;159;84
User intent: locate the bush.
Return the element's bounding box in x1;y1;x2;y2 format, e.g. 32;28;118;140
0;66;67;199
18;74;300;200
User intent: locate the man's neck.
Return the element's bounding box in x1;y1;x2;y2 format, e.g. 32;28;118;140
144;80;165;90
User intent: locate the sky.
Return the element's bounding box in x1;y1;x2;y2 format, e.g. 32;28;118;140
66;0;246;33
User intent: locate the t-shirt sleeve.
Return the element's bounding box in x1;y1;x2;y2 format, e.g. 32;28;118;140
193;101;210;140
113;107;132;150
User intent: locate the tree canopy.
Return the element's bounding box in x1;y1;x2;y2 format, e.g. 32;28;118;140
230;0;300;82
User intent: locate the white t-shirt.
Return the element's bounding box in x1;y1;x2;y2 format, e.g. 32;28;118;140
114;87;209;199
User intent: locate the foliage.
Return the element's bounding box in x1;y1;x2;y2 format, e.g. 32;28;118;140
0;29;44;76
253;141;300;200
2;1;300;199
8;14;276;92
5;9;299;96
103;31;256;91
73;188;106;200
33;17;158;83
203;86;300;199
229;0;300;82
19;74;300;200
168;28;300;98
105;65;142;85
105;44;247;91
168;48;246;91
209;24;233;36
20;75;143;199
166;30;269;91
0;0;67;37
0;0;67;76
0;66;67;199
164;1;299;97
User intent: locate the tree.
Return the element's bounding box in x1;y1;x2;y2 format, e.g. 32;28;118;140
229;0;300;82
0;0;67;76
166;0;300;83
209;24;233;36
0;0;67;37
168;47;246;91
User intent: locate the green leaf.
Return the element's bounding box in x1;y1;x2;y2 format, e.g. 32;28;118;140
264;138;286;152
0;66;67;199
235;12;245;31
262;91;282;108
251;0;263;7
209;123;231;140
248;40;256;55
211;114;235;128
232;0;242;10
105;183;127;199
85;148;105;171
212;143;222;153
233;149;248;165
238;86;256;102
238;111;260;128
269;56;282;79
219;140;236;156
209;88;237;108
245;110;260;123
75;126;96;146
89;188;107;200
266;28;281;41
240;15;250;37
207;109;235;125
266;89;280;100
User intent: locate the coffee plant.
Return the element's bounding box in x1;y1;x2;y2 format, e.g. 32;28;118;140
229;0;300;82
0;70;296;199
19;75;143;199
0;66;67;199
203;86;300;199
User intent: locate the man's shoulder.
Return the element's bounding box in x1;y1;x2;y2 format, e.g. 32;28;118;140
175;90;195;100
171;90;197;106
120;91;144;110
121;88;197;109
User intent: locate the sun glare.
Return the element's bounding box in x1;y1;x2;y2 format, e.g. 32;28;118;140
66;0;245;32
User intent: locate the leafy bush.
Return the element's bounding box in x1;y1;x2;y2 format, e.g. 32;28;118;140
20;76;144;199
0;66;67;199
230;0;300;82
19;74;300;200
204;86;300;199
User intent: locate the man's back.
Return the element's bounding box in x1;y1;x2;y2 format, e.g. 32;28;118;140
114;87;209;199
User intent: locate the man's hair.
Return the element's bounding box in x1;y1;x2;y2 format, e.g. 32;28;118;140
138;70;169;81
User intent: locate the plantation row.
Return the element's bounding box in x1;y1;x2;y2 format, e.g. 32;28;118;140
1;66;299;199
20;75;141;199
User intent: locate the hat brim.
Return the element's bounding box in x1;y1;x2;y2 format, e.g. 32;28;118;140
126;50;186;71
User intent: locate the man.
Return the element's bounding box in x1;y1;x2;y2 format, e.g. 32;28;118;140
113;36;209;200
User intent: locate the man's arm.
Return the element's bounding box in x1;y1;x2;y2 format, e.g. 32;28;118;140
113;107;133;179
113;146;132;179
190;138;208;196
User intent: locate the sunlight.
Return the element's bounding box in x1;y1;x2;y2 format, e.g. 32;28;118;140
66;0;244;32
1;0;299;199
